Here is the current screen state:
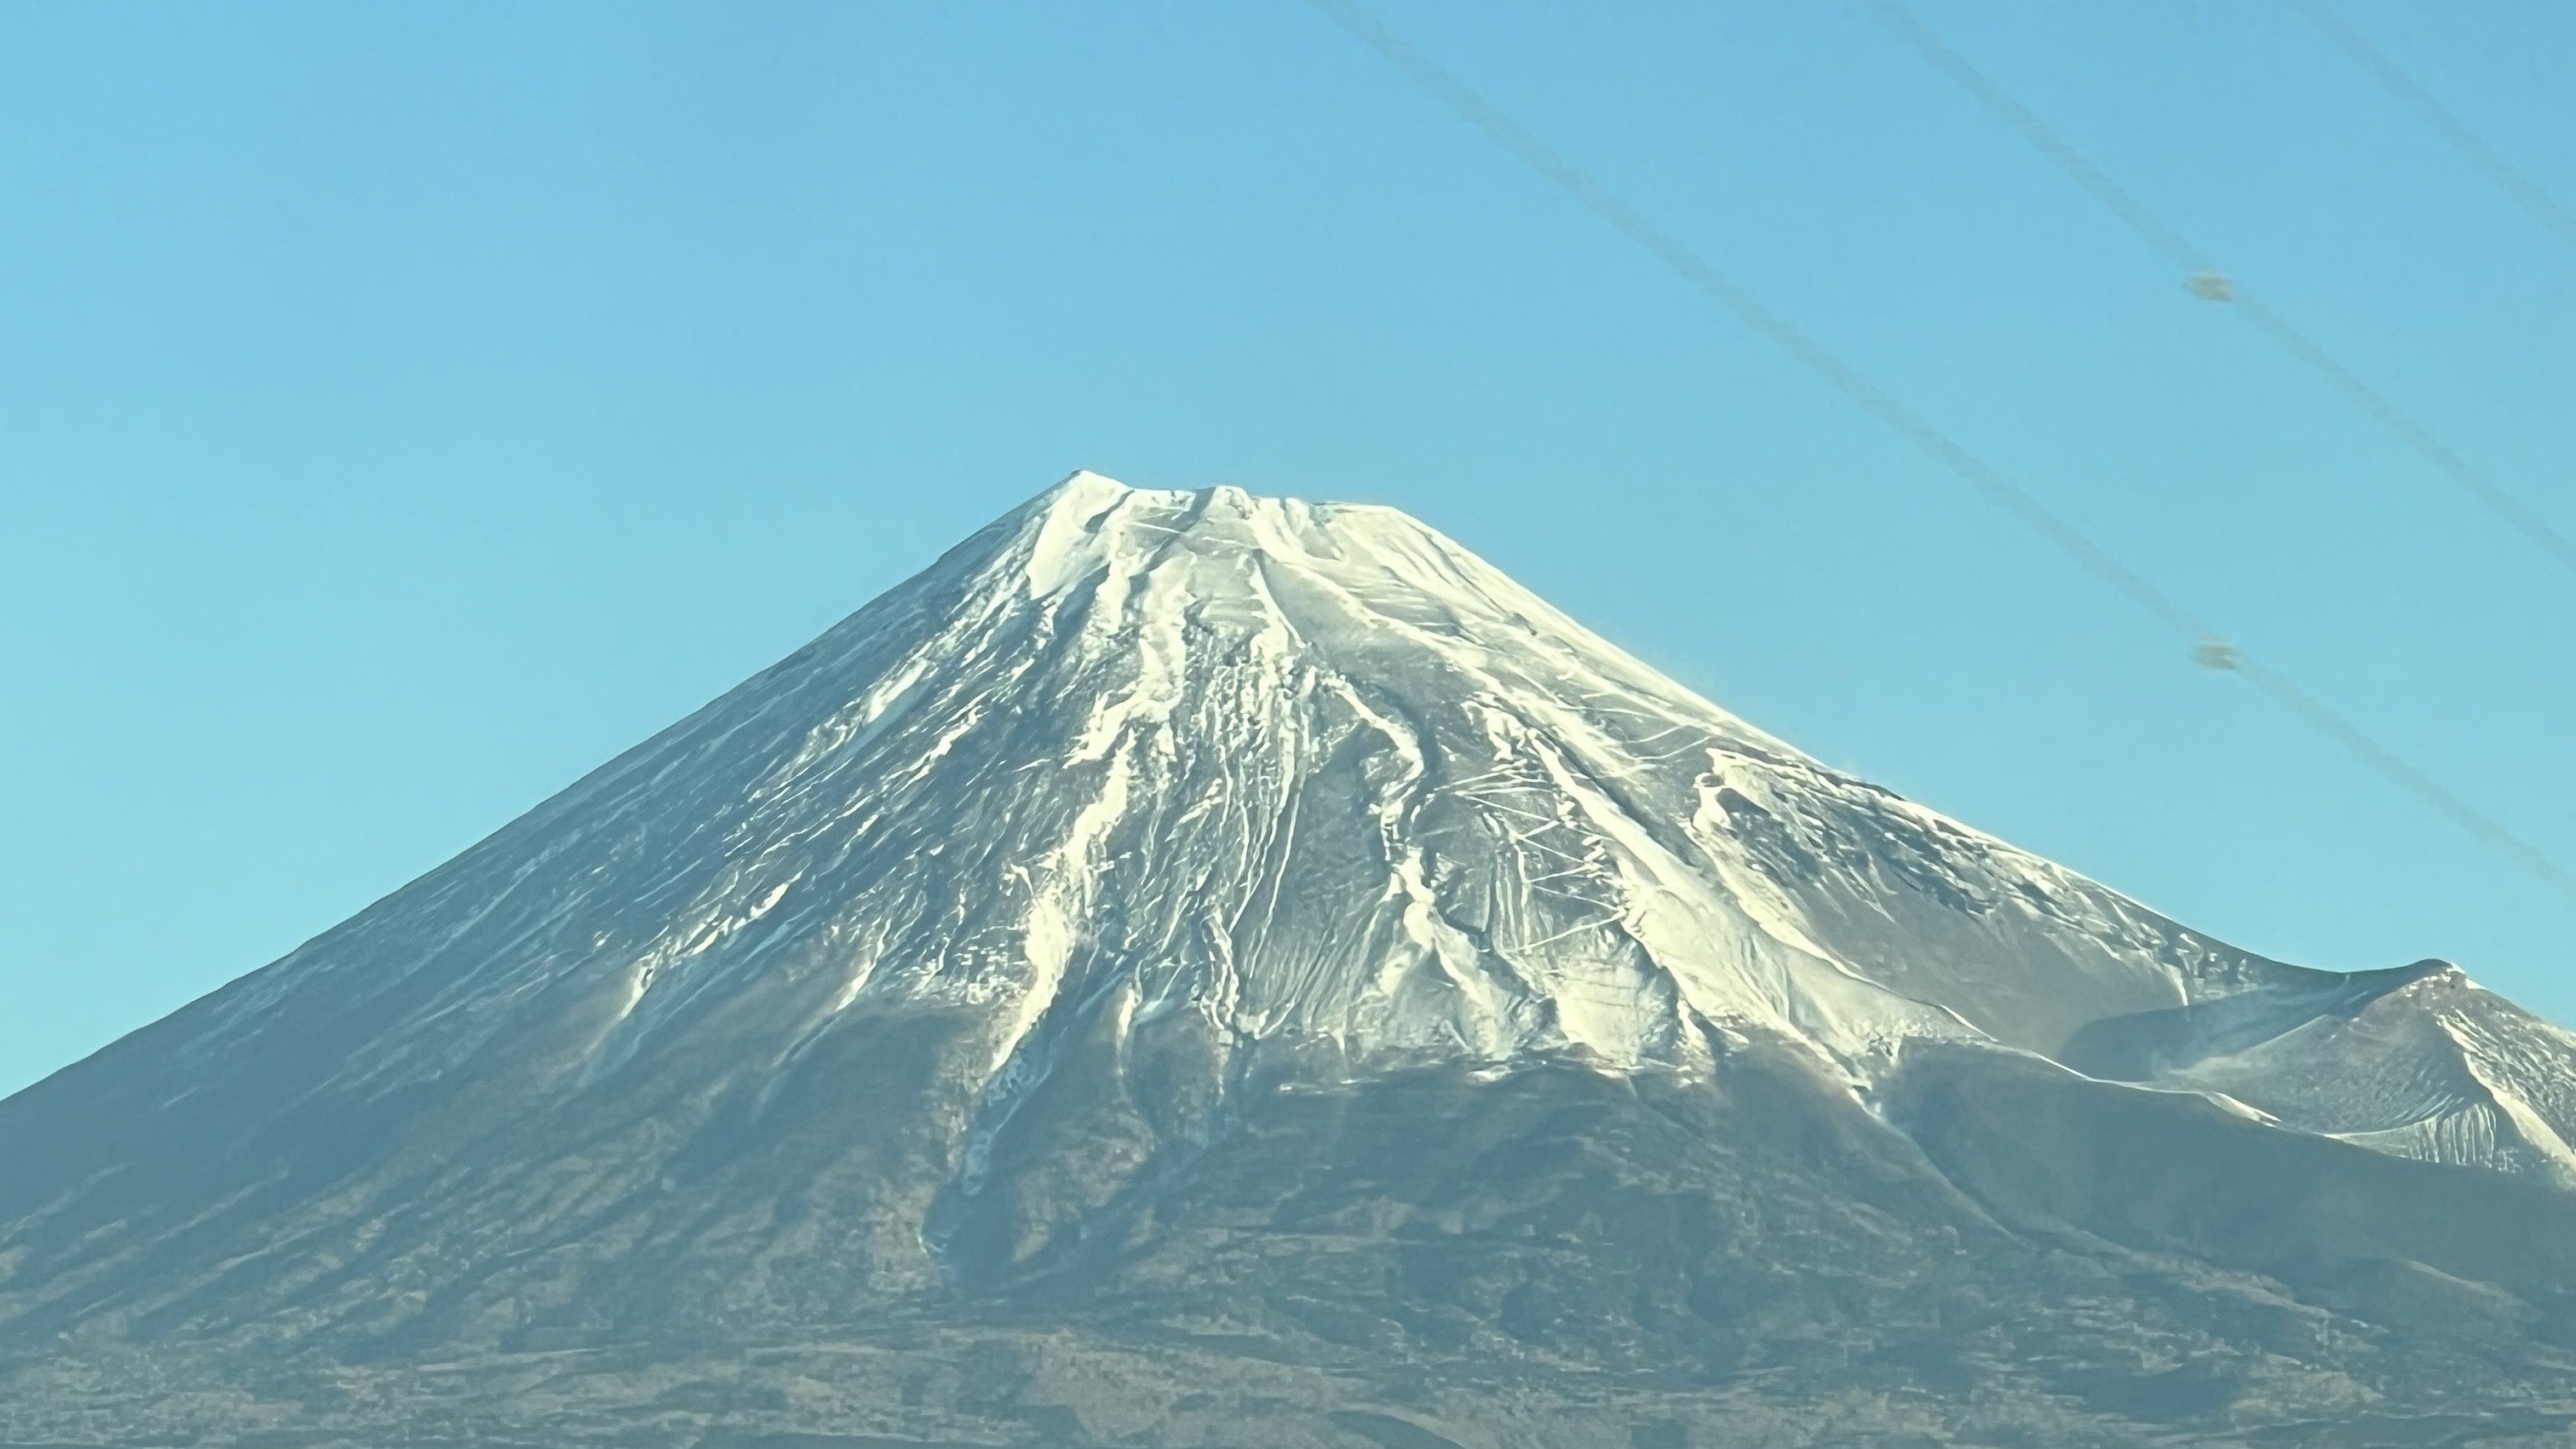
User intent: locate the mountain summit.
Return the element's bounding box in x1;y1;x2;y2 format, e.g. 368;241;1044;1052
7;474;2576;1447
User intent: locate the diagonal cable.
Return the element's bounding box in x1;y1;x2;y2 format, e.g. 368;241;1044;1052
1299;0;2576;904
1854;0;2576;579
2280;0;2576;259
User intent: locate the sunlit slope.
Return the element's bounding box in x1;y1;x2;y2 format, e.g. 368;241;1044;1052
3;473;2572;1446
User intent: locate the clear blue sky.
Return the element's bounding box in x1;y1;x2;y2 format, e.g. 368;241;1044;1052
5;2;2573;1095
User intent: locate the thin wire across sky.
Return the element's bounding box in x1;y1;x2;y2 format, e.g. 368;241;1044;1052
1298;0;2576;906
1853;0;2576;580
2280;0;2576;261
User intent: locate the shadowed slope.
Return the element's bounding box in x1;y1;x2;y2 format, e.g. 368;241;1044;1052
3;473;2573;1446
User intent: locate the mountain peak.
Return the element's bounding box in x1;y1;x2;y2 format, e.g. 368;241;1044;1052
1007;471;1454;604
50;471;2560;1136
9;470;2576;1442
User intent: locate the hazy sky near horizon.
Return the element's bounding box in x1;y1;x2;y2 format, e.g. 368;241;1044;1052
4;1;2573;1095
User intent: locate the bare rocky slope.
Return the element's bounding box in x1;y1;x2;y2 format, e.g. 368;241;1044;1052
4;473;2573;1447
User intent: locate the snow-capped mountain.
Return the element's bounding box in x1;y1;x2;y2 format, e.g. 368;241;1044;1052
4;473;2573;1447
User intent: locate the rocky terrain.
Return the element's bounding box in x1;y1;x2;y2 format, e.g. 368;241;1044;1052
5;473;2572;1446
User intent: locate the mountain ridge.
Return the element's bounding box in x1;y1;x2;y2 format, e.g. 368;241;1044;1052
5;469;2573;1446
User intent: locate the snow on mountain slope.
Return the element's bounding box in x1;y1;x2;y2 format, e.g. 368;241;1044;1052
147;474;2297;1095
20;471;2576;1449
11;472;2573;1209
2063;962;2576;1186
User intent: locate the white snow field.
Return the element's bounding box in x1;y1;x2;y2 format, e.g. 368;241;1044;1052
4;473;2573;1447
151;471;2576;1177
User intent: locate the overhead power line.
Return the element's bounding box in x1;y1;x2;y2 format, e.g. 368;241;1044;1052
1297;0;2576;906
1850;0;2576;581
2280;0;2576;260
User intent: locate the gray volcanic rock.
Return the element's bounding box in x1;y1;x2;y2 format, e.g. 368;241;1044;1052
3;473;2573;1447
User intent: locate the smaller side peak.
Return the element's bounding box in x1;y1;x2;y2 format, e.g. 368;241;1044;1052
2392;958;2470;987
2322;959;2477;1019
